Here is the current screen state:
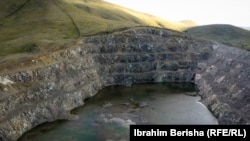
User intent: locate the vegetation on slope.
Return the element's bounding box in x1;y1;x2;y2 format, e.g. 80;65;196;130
0;0;193;58
184;24;250;51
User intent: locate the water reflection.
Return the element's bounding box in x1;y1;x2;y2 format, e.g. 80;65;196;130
18;83;217;141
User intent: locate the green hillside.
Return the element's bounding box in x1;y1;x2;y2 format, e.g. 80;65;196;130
0;0;192;58
184;24;250;51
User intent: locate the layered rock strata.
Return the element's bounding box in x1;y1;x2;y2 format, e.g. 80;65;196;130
0;27;249;141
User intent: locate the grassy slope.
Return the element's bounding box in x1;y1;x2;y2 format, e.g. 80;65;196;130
185;24;250;51
0;0;28;19
0;0;193;57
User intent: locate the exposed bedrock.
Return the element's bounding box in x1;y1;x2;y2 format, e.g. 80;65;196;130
0;27;249;141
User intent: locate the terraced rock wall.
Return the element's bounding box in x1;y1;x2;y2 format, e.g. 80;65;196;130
0;27;249;141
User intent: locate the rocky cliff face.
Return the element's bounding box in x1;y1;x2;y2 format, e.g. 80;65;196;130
195;44;250;124
0;27;249;141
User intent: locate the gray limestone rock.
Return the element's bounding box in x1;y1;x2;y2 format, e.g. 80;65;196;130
0;27;249;141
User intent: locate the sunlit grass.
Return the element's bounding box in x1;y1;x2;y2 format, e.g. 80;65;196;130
0;0;193;58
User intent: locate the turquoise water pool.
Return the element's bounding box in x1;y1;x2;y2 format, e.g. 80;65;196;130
18;83;217;141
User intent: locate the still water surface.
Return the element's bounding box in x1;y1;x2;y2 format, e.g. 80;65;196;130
18;83;217;141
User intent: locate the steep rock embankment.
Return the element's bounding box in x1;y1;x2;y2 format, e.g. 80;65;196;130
195;44;250;124
0;27;249;141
